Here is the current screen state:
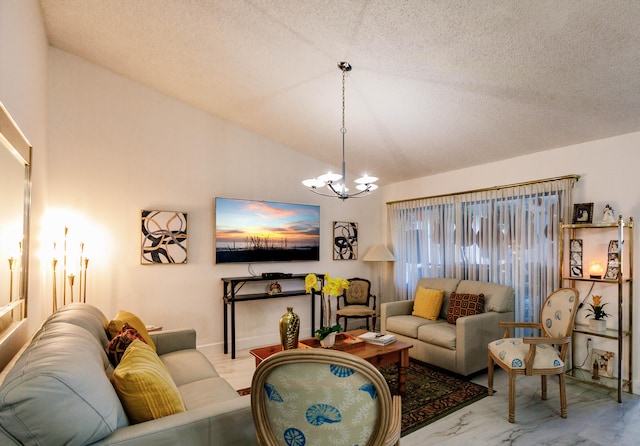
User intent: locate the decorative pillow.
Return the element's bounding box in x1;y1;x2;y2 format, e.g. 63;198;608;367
107;323;147;366
412;287;444;320
107;310;156;351
111;339;185;423
446;292;485;324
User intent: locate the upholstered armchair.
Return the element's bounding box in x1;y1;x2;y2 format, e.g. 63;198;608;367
336;277;377;331
487;287;579;423
251;348;401;446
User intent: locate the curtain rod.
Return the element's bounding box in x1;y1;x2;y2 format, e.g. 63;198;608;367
386;174;580;205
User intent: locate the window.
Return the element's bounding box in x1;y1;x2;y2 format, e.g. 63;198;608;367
388;177;576;327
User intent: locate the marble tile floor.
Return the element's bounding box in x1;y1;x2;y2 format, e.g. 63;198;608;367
207;347;640;446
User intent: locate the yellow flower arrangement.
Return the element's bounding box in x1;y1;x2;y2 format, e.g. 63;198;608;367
305;273;350;340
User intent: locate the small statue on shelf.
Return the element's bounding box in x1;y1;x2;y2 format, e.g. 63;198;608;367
602;204;616;224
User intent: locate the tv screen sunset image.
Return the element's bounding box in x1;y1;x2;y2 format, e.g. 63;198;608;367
215;197;320;263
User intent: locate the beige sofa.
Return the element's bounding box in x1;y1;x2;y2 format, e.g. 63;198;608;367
0;304;256;445
381;278;515;376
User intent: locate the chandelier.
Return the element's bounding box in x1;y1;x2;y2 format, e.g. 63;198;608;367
302;61;378;200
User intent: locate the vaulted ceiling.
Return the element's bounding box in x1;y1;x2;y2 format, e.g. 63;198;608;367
39;1;640;185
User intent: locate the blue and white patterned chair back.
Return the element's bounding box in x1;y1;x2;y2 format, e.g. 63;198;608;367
251;348;393;446
540;288;579;339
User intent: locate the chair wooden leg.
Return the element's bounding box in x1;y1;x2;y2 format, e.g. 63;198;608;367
365;317;370;331
541;375;547;400
508;372;516;423
487;353;494;396
559;374;567;418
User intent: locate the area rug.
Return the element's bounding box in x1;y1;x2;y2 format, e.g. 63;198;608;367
238;358;488;437
379;359;488;436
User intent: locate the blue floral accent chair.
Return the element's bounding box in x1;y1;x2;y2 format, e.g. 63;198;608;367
487;287;579;423
250;348;401;446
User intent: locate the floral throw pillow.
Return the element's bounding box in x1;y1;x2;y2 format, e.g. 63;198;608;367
446;292;485;324
107;323;147;366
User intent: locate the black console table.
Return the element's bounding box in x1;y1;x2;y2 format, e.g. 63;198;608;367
222;274;321;359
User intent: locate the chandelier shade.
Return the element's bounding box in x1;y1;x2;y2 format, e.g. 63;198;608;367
302;62;378;200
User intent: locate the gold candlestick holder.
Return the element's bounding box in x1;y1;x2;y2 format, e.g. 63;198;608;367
8;257;17;302
67;274;75;303
52;259;58;313
82;258;89;303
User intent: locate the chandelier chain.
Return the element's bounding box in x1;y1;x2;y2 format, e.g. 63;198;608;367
301;61;378;200
341;69;347;134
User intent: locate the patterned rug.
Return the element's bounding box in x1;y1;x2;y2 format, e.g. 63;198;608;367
379;359;488;436
238;358;487;437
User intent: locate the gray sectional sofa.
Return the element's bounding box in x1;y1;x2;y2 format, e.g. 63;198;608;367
381;277;515;376
0;304;256;445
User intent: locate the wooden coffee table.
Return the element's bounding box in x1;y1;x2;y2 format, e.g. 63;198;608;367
249;329;413;395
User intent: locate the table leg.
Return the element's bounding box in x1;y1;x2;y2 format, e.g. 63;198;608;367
398;349;409;396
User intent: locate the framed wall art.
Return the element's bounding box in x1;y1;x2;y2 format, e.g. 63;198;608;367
572;203;594;224
333;221;358;260
141;210;188;264
570;239;583;278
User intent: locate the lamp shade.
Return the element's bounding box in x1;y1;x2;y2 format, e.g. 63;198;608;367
362;244;395;262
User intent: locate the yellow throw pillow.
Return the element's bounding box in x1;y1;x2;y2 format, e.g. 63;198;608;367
111;339;185;423
412;287;444;320
107;310;156;351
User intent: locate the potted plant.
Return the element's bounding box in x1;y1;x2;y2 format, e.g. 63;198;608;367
586;295;609;332
305;273;349;347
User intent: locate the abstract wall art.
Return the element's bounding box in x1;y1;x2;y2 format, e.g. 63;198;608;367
333;221;358;260
141;210;188;264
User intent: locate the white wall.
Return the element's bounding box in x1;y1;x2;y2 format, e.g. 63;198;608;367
46;49;384;350
382;138;640;392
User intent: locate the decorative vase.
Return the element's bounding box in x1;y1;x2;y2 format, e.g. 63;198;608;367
320;331;337;348
279;307;300;350
589;318;606;332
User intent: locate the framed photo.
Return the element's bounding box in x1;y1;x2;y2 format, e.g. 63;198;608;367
569;239;583;278
572;203;594;224
333;221;358;260
605;240;620;279
141;210;188;264
592;349;614;378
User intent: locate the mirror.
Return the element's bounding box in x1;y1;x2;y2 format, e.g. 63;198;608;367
0;100;31;349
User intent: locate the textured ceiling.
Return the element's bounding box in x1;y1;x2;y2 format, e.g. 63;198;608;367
39;0;640;185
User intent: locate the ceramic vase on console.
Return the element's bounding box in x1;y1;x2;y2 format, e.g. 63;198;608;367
320;331;336;348
279;307;300;350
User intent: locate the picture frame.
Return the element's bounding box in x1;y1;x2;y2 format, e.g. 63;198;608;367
141;210;188;264
605;240;620;280
572;203;594;224
569;239;583;278
591;349;614;378
333;221;358;260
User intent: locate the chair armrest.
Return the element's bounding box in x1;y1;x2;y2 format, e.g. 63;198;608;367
521;336;572;375
498;321;541;338
523;336;571;345
150;329;196;355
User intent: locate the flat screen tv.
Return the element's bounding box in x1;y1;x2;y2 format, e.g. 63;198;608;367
215;197;320;263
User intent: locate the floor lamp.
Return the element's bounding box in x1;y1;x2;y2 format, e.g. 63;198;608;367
363;244;395;330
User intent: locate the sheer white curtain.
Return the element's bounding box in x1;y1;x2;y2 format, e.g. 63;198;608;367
388;177;576;327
